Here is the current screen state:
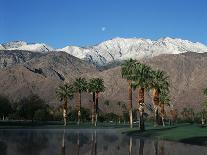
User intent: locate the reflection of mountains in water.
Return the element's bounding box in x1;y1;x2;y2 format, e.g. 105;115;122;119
0;129;206;155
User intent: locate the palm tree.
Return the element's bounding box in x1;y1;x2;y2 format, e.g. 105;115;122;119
150;70;169;126
88;79;97;125
159;90;170;126
73;77;88;125
56;83;74;126
121;58;137;128
132;63;151;132
88;78;105;126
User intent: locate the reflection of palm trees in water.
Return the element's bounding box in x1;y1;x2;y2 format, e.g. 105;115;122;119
154;140;165;155
60;130;81;155
129;137;145;155
77;131;80;155
91;130;97;155
154;140;158;155
139;138;144;155
128;136;132;155
61;129;65;155
159;141;164;155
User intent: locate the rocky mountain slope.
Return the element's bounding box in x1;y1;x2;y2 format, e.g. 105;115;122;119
0;51;98;106
0;49;206;114
0;50;43;69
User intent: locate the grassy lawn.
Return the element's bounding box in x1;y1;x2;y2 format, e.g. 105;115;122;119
120;123;207;146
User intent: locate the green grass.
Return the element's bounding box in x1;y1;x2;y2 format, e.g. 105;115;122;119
121;123;207;146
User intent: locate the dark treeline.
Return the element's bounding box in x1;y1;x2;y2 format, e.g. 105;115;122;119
0;94;129;123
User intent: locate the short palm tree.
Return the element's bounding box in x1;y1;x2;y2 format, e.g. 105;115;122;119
121;58;137;128
150;70;169;126
132;63;152;132
73;77;88;125
56;83;74;126
88;78;105;126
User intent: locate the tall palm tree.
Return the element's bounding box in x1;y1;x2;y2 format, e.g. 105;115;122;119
132;63;151;132
88;78;105;126
150;70;169;126
88;79;97;125
159;90;170;126
74;77;88;125
121;58;137;128
56;83;74;126
94;78;105;126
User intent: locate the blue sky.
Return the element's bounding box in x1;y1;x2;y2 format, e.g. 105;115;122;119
0;0;207;48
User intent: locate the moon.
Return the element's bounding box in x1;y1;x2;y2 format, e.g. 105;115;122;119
101;27;106;31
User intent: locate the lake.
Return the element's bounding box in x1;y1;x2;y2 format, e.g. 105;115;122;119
0;129;206;155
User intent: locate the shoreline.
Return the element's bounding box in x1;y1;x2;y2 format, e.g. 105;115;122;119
119;123;207;147
0;122;207;147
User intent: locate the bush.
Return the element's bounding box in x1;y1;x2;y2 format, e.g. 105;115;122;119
34;108;53;121
16;94;50;121
68;107;91;122
0;95;13;119
98;112;119;122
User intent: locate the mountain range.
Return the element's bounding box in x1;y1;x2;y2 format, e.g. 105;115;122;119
1;37;207;67
0;37;207;114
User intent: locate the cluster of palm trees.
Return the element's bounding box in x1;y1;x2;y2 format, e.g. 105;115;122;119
121;59;170;131
56;77;105;126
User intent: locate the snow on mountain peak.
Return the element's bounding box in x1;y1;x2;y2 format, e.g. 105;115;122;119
58;37;207;66
1;41;53;53
2;41;27;49
1;37;207;66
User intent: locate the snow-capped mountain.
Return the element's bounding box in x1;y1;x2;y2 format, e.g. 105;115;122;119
1;41;53;53
57;37;207;66
1;37;207;66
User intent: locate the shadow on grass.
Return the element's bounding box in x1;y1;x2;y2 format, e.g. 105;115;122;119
179;136;207;146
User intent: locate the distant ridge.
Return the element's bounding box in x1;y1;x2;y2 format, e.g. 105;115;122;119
1;37;207;67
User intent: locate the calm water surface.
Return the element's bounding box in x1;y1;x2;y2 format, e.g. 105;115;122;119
0;129;206;155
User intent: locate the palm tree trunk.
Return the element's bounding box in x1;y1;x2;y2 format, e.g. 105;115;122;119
95;92;99;127
138;88;145;132
128;80;133;128
152;88;160;127
77;91;81;125
63;99;67;126
160;103;165;127
92;92;96;125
